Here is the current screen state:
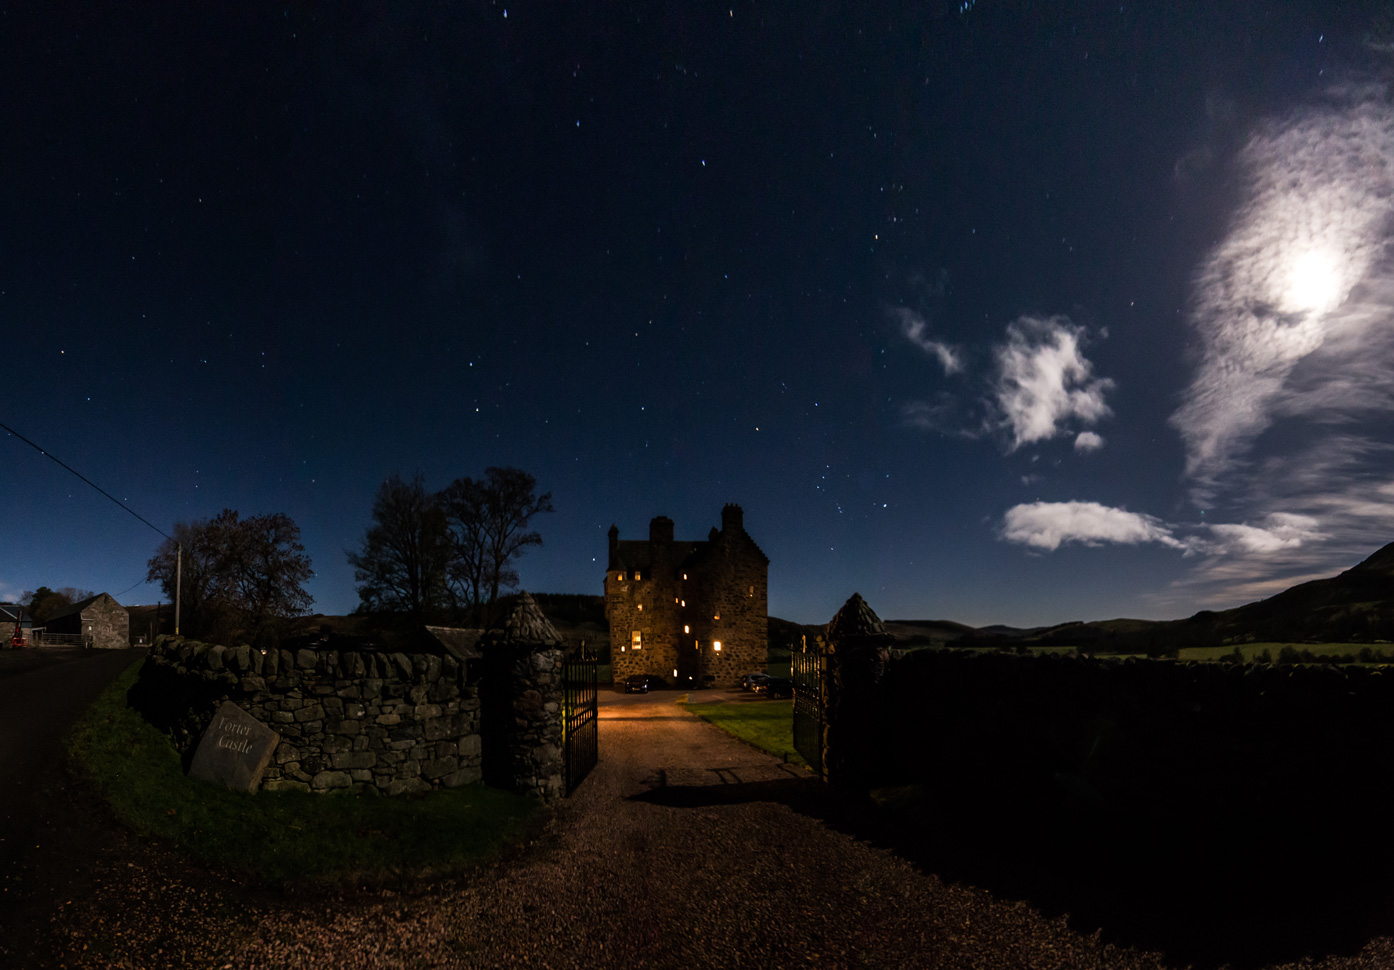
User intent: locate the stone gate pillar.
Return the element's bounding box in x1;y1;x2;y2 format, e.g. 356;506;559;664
821;593;895;789
480;592;566;801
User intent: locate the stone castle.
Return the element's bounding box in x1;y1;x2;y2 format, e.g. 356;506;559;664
605;504;768;688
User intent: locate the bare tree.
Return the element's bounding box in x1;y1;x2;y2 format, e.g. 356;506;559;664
147;509;314;644
347;473;449;621
440;467;553;623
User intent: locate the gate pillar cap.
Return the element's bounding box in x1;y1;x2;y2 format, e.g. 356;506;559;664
826;593;893;643
491;592;564;647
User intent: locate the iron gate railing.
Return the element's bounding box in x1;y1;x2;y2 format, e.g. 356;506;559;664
563;656;598;795
792;635;823;778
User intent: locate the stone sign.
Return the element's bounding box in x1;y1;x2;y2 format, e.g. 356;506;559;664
188;701;280;792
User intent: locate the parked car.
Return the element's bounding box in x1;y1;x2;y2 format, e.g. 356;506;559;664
737;672;769;691
625;674;659;693
762;676;794;699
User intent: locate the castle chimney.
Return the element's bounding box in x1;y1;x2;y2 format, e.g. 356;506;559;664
608;524;619;566
721;503;744;534
649;516;674;544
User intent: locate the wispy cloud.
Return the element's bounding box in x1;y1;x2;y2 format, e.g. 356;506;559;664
1001;501;1184;552
992;316;1113;451
1171;83;1394;497
892;306;962;374
1001;501;1327;571
1073;431;1105;453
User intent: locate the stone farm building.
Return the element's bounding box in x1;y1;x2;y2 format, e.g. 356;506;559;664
605;504;768;688
42;593;130;649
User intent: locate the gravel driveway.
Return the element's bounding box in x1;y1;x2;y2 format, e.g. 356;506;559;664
14;687;1394;969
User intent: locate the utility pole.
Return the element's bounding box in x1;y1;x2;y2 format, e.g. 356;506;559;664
175;542;182;636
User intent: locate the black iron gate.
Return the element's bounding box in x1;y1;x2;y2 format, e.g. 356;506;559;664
791;635;823;778
563;657;599;795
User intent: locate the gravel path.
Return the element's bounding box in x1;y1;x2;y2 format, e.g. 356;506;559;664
16;688;1394;969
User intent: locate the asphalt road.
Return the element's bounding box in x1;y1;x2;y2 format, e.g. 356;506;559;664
0;648;146;873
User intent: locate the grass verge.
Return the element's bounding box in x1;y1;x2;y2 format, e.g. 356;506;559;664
65;658;542;888
680;698;807;767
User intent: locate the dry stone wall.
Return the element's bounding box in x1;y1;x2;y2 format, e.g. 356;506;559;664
133;635;481;795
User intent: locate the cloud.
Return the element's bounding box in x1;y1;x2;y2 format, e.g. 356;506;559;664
1204;512;1324;555
1073;431;1105;453
992;316;1113;451
892;306;962;374
1170;83;1394;496
1002;502;1324;563
900;394;984;438
1001;501;1184;553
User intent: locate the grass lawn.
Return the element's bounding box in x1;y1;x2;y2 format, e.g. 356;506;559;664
66;658;542;888
1176;642;1394;662
680;698;807;767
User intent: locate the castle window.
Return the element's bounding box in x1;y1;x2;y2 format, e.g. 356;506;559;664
617;571;626;581
632;631;642;650
683;573;688;580
635;570;641;581
714;640;722;652
714;613;720;620
684;625;690;634
637;603;643;611
674;597;679;604
680;599;685;607
749;585;754;596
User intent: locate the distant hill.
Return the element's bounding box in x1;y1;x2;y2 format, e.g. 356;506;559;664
887;540;1394;654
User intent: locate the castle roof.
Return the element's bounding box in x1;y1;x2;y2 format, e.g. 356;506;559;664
610;539;706;571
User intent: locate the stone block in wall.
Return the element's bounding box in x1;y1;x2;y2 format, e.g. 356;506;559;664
413;703;443;720
362;679;382;700
442;766;480;787
240;675;266;693
332;751;377;770
390;653;413;679
422;757;458;780
334;720;361;736
387;777;430;796
294;703;326;722
459;735;482;760
296;648;317;669
424;714;464;740
311;770;351;790
425;656;441;682
234;645;252;671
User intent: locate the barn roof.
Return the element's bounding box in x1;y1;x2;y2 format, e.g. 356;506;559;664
42;593;124;624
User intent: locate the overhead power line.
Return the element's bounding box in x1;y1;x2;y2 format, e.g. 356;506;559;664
0;420;172;541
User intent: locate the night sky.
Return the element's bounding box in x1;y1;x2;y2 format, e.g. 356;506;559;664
5;1;1393;627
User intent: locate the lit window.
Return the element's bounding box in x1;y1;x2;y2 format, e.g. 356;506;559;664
674;597;679;604
680;599;685;607
714;641;722;652
632;631;642;650
683;573;687;580
635;570;641;581
618;571;626;581
749;585;754;596
714;613;720;620
684;624;690;634
637;603;643;611
673;668;678;678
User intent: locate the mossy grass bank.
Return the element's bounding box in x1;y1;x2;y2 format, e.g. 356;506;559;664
680;697;807;767
66;658;542;889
